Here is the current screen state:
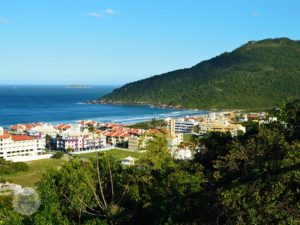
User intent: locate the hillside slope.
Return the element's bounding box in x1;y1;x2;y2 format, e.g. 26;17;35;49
100;38;300;109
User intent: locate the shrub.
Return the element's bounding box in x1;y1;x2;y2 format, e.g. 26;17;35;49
52;152;64;159
0;160;29;175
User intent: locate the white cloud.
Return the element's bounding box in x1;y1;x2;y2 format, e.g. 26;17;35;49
0;17;10;24
84;9;116;19
85;12;102;18
104;9;116;15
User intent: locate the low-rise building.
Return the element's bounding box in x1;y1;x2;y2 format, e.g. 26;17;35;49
56;135;106;152
9;123;42;134
128;136;139;150
27;124;58;138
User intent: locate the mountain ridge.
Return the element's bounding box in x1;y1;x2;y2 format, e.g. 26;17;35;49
99;38;300;110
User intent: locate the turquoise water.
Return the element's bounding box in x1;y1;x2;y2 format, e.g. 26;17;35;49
0;85;207;127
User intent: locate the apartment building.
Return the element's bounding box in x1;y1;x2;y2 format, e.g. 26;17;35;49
166;118;198;134
0;127;45;161
56;135;106;152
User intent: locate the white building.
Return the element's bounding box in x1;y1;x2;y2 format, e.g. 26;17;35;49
0;127;45;161
171;149;193;160
27;124;58;138
56;135;106;152
121;156;136;166
166;118;198;134
128;136;139;150
208;112;216;121
55;127;107;152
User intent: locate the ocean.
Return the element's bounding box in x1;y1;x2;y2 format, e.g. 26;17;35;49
0;85;207;127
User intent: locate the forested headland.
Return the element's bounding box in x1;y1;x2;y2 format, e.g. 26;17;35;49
100;38;300;110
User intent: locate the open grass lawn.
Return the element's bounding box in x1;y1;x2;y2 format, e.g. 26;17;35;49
2;149;142;187
78;149;143;161
2;158;66;187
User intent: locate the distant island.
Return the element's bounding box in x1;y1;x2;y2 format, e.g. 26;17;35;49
98;38;300;110
66;85;92;89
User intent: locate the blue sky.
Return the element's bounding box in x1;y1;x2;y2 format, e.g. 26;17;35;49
0;0;299;85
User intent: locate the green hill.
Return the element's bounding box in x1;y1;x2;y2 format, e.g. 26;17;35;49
100;38;300;110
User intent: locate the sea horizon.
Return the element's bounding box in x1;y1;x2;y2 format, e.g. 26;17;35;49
0;85;207;128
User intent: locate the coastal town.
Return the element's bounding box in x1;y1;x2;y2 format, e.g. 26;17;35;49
1;0;299;222
0;111;276;163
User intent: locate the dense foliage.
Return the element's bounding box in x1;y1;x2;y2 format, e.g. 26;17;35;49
1;100;300;224
100;38;300;110
52;152;65;159
0;159;29;176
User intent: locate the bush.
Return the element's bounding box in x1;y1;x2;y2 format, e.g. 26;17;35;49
0;160;29;175
52;152;64;159
13;162;29;172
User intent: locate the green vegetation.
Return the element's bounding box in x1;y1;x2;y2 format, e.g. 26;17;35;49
2;158;65;187
1;100;300;224
0;159;29;176
183;133;198;142
52;151;65;159
1;150;141;187
126;118;165;130
78;149;143;161
101;38;300;110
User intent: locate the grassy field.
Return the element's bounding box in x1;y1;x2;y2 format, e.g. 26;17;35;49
1;149;142;187
2;158;66;187
77;149;143;161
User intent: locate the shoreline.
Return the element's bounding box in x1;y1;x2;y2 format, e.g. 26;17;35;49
86;100;201;111
85;99;248;112
1;108;208;129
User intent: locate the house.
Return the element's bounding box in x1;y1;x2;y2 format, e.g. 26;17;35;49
10;123;42;134
77;120;99;130
97;126;133;146
27;124;58;138
54;124;72;134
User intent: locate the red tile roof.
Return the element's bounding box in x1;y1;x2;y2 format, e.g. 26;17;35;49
120;133;130;137
25;124;35;129
55;124;72;130
11;135;37;142
78;120;97;125
10;123;41;131
10;124;24;130
0;131;11;140
105;123;122;128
